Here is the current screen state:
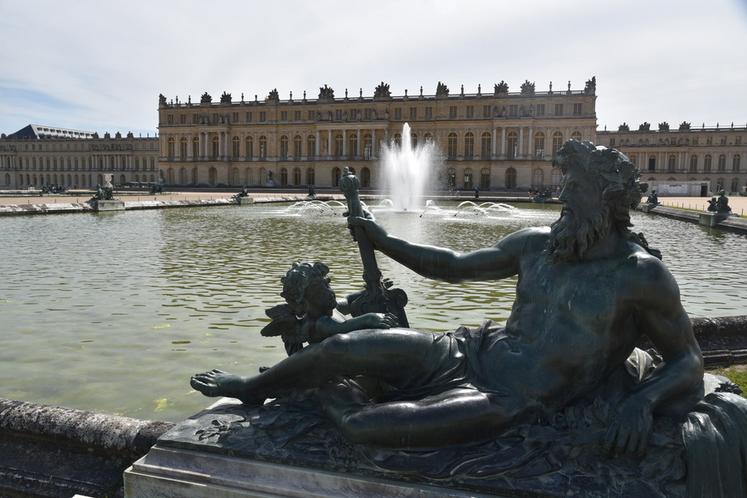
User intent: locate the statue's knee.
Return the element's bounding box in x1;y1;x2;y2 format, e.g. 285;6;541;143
339;412;377;444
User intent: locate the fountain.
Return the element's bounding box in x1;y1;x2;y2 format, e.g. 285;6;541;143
380;123;440;211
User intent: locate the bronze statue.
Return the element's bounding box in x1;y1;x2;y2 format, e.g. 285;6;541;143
192;140;704;454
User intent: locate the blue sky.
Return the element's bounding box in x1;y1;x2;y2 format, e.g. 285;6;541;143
1;0;746;136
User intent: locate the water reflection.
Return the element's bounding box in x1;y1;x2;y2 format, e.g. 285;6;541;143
0;204;744;421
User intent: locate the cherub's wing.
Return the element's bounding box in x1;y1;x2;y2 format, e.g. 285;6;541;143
265;304;295;321
260;316;299;337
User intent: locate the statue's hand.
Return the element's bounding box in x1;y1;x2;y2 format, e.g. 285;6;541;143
603;396;653;457
360;312;399;329
348;216;387;246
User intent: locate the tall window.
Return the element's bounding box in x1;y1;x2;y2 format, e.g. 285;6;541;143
464;133;474;159
334;134;343;157
245;136;253;160
554;104;563;116
552;132;563;154
293;167;301;185
307;135;316;158
534;132;545;158
648;156;656;172
294;135;302;159
349;134;358;158
704;155;712;172
332;167;341;187
507;131;518;159
259;136;267;159
718;154;726;172
449;106;457;119
481;132;491;159
734;155;741;172
667;154;676;173
480;168;490;189
232;136;240;158
573;103;582;115
571;131;582;141
167;137;175;159
731;178;739;193
690;155;698;172
466;106;474;118
192;137;199;158
280;136;289;160
363;134;372;159
551;167;562;187
532;168;544;188
180;138;187;160
280;168;288;186
211;136;219;159
361;167;371;188
447;133;457;159
463;168;473;189
306;167;315;185
505;167;517;189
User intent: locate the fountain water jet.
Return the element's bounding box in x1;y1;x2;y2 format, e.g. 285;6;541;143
380;123;441;211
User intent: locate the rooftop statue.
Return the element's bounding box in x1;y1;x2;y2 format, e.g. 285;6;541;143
220;91;232;104
435;81;449;98
373;81;391;99
200;92;212;104
585;76;597;95
158;93;167;107
318;85;334;100
659;121;670;131
266;89;279;102
618;122;630;131
679;121;691;131
189;141;747;496
639;121;651;131
494;80;509;95
520;79;535;95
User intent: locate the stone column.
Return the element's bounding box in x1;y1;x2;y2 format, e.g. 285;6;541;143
315;131;320;158
371;129;376;158
492;128;497;157
501;128;506;159
187;135;193;160
518;128;524;159
356;128;361;157
342;129;347;157
528;127;533;159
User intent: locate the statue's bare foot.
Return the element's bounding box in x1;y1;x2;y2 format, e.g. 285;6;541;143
190;369;265;406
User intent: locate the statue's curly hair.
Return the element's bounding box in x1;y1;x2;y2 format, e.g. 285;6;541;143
554;140;661;259
280;262;330;315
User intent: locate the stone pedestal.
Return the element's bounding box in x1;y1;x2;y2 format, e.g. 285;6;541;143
94;199;125;212
698;212;728;227
124;445;496;498
238;196;254;206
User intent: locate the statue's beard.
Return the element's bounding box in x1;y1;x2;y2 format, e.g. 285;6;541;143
548;207;611;262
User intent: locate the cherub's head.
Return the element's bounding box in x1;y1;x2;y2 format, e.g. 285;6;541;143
280;262;337;317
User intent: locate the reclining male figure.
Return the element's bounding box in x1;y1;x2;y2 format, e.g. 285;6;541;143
192;140;703;454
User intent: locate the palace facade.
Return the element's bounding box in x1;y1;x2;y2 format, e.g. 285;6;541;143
597;123;747;195
156;80;598;191
0;124;159;189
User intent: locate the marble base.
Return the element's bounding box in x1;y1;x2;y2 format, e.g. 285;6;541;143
124;445;498;498
94;199;125;211
699;212;729;227
238;196;254;206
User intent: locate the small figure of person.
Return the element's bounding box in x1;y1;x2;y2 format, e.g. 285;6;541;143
307;184;316;200
474;186;480;199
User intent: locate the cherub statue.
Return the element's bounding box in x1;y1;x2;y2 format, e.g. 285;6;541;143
259;262;398;356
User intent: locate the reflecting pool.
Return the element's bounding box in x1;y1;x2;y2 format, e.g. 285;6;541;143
0;203;745;421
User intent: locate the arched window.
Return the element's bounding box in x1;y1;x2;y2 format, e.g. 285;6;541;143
689;155;698;173
571;131;582;141
294;135;302;159
363;134;372;159
180;138;188;159
734;155;741;172
179;167;186;184
334;134;343;157
667;154;676;173
480;168;490;189
447;133;457;159
552;132;563;155
648;155;656;172
532;168;544;188
361;167;371;188
280;167;288;186
292;167;301;185
507;131;518;159
307;135;316;159
731;178;739;193
505;167;517;189
259;136;267;159
306;167;315;185
704;155;712;172
332;167;341;186
534;132;545;158
192;137;199;158
464;132;474;159
463;168;473;189
167;137;175;159
481;132;491;159
232;136;240;158
349;133;358;158
211;136;219;159
446;167;456;188
280;136;289;160
192;167;198;185
208;167;217;186
551;167;562;187
245;136;253;160
231;167;239;185
424;132;433;143
393;134;402;147
716;177;725;191
718;154;726;172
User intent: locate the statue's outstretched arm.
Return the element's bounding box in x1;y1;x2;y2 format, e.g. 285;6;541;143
604;260;704;456
348;217;536;283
